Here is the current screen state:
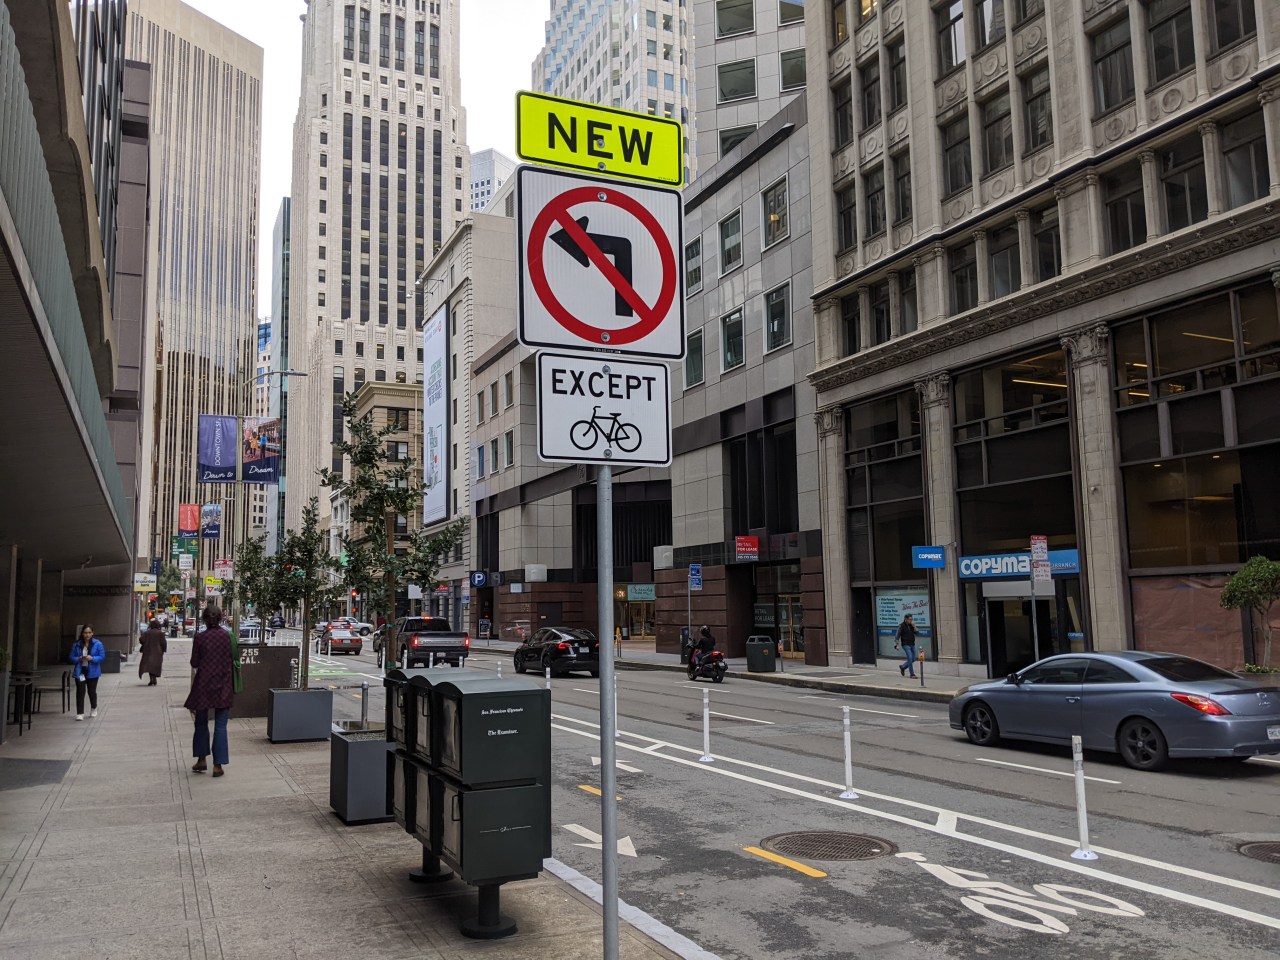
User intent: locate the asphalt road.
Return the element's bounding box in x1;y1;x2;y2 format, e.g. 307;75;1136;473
295;639;1280;959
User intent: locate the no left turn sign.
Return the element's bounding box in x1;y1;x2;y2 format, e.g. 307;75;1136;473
518;165;684;359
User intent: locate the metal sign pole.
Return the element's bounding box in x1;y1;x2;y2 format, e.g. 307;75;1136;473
1029;569;1040;663
597;465;619;960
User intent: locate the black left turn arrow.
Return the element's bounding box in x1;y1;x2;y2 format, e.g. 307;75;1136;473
550;216;634;318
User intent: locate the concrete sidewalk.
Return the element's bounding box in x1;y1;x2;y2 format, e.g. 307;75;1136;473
0;644;698;960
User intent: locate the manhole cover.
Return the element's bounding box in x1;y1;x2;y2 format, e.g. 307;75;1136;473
1238;842;1280;864
762;832;897;861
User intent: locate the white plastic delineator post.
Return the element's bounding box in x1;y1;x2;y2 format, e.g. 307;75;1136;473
1070;735;1099;860
497;660;502;678
839;705;858;799
428;652;435;669
545;665;552;690
699;689;713;763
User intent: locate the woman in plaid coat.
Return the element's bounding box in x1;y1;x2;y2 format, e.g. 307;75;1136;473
184;605;234;777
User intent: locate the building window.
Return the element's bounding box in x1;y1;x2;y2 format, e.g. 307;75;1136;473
1022;67;1053;153
833;77;854;148
836;184;857;253
841;292;860;355
1105;167;1147;253
869;281;891;345
716;0;753;37
1148;0;1195;84
387;441;409;462
975;0;1006;49
504;430;514;468
489;382;498;413
335;338;344;355
831;0;849;45
490;438;498;473
1160;135;1208;231
722;309;745;370
765;284;791;352
780;49;806;90
780;0;805;24
1017;0;1044;20
887;40;907;112
719;210;743;273
861;59;881;128
1033;206;1062;282
686;329;704;387
942;115;972;195
988;225;1021;298
899;270;919;334
762;178;789;248
937;0;966;73
864;166;886;236
476;391;484;423
981;92;1014;174
475;444;485;478
1211;0;1257;50
376;343;385;360
717;59;756;102
685;237;703;292
720;124;755;156
389;408;410;432
1222;111;1270;208
504;371;513;408
1092;18;1135;114
892;151;912;223
951;241;978;313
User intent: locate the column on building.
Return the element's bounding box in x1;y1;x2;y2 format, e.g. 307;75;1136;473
1138;149;1162;240
1198;121;1224;217
1061;325;1128;651
913;374;962;668
1258;83;1280;196
814;405;850;663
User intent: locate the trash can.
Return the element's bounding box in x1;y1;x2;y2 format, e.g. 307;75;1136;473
745;635;776;673
102;650;122;674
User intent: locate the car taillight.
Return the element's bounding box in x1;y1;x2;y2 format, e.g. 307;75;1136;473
411;635;424;647
557;641;570;651
1171;692;1232;716
463;634;470;649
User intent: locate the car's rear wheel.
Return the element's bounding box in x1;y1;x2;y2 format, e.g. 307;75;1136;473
514;652;526;673
542;654;556;677
360;627;370;636
962;702;1001;746
1118;718;1168;771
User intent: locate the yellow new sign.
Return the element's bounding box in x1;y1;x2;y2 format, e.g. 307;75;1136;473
516;91;683;187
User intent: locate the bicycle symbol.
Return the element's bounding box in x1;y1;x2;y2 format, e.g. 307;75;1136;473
570;405;642;453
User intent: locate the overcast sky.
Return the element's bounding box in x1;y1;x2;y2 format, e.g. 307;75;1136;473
180;0;550;318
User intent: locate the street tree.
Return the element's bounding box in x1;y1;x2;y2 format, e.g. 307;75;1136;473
320;394;465;631
278;497;342;688
157;563;182;599
1220;555;1280;669
232;533;281;620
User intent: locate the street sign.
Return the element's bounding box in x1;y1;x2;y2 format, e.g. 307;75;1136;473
1032;560;1053;584
470;571;487;588
133;573;157;593
536;352;671;466
911;546;946;569
1030;535;1049;561
516;90;683;187
517;165;684;359
178;554;193;572
214;559;233;581
689;562;702;592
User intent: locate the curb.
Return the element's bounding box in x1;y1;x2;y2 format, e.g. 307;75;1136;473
616;659;956;705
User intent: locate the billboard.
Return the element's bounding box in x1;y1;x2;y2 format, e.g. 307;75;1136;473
178;503;200;538
422;303;449;524
201;502;221;539
197;415;238;482
242;416;281;483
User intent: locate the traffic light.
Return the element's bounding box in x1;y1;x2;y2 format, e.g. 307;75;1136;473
351;589;359;600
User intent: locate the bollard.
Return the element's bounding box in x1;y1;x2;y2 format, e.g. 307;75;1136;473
428;651;435;669
1070;735;1099;860
545;664;551;690
699;689;713;763
400;648;407;670
360;681;369;728
497;659;502;678
919;649;926;688
839;705;858;799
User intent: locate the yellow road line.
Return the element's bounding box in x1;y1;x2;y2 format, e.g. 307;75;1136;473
578;785;622;800
743;846;827;878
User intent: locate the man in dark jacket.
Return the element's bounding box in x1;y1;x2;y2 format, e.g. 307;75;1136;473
692;625;716;668
895;614;918;678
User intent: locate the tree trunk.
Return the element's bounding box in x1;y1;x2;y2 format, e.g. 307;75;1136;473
384;510;396;640
300;596;311;689
1264;614;1273;670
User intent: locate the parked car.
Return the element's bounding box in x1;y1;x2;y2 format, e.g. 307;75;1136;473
335;616;374;635
389;616;470;668
514;627;600;678
371;624;391;667
949;651;1280;771
268;615;286;629
318;627;362;655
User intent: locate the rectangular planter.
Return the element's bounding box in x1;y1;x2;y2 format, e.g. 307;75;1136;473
267;687;333;743
330;727;394;825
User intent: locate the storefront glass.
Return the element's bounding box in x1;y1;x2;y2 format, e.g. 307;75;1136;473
754;563;804;657
874;587;932;658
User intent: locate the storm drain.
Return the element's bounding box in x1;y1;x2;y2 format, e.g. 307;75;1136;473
762;831;897;862
1238;841;1280;864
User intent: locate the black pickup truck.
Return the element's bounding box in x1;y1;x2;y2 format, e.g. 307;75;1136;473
388;616;470;668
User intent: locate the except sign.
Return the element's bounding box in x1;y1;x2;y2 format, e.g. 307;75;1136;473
537;352;671;466
518;166;684;359
516;90;683;187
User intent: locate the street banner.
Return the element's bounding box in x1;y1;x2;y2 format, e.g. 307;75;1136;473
422;304;449;524
178;503;200;538
197;414;237;483
242;416;281;483
201;502;221;539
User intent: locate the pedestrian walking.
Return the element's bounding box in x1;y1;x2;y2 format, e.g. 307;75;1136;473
185;605;234;778
70;624;105;720
138;619;167;686
895;613;918;679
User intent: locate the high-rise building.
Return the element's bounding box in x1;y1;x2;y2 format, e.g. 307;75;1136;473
250;319;273;537
533;0;697;181
805;0;1280;673
469;147;515;211
267;197;291;554
126;0;263;573
285;0;469;538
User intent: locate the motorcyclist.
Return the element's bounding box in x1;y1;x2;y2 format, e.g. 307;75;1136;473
691;625;716;668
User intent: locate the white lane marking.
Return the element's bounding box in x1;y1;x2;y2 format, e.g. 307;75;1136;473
551;719;1280;931
312;657;337;665
573;688;597;694
710;711;774;725
592;755;643;774
563;823;638;857
550;711;1280;906
795;696;919;719
799;695;839;701
936;812;958;833
976;757;1122;785
356;672;385;681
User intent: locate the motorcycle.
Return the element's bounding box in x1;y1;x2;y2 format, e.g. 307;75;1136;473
687;648;727;683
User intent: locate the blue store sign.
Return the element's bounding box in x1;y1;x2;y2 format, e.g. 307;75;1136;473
958;549;1080;579
911;545;946;569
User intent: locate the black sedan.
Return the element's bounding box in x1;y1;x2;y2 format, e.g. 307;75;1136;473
949;651;1280;771
514;627;600;677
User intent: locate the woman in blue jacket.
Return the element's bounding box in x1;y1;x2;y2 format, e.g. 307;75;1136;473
69;624;105;720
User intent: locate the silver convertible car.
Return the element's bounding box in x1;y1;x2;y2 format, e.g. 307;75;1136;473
948;651;1280;771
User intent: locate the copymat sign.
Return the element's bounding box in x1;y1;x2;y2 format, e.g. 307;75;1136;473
958;550;1080;579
